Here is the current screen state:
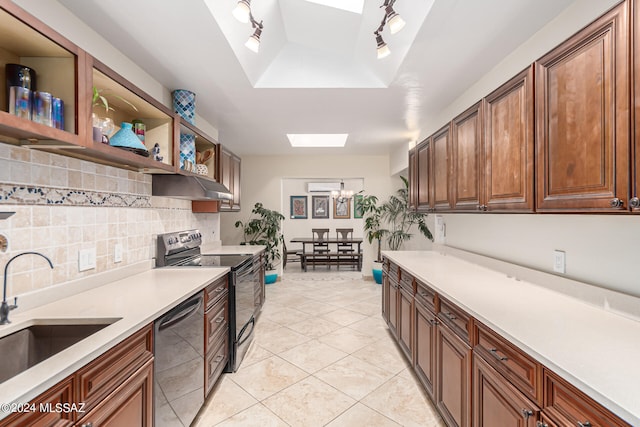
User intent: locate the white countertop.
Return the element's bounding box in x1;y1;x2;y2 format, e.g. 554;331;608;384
0;267;229;419
200;244;265;256
382;250;640;426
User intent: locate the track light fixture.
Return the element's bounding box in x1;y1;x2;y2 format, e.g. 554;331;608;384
245;18;263;53
233;0;251;23
374;0;405;59
232;0;264;53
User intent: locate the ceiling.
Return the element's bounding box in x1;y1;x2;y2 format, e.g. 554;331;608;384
58;0;576;157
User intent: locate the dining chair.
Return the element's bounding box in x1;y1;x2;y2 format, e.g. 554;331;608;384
311;228;330;254
336;228;355;253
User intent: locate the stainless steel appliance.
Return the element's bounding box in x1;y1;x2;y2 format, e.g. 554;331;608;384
156;230;261;376
154;291;204;427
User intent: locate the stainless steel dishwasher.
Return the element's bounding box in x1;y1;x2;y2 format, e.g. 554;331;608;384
154;291;204;427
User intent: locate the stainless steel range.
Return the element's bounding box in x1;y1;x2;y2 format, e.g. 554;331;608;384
156;230;261;374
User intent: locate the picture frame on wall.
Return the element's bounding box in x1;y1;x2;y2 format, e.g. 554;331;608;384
312;195;330;219
333;197;350;219
290;196;308;219
353;194;364;218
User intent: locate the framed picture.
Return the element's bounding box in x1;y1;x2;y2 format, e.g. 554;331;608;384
312;195;330;219
353;194;364;218
333;197;351;219
290;196;308;219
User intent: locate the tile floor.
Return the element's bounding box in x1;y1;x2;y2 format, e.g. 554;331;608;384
193;266;446;427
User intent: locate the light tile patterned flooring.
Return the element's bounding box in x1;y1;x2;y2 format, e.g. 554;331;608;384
193;267;446;427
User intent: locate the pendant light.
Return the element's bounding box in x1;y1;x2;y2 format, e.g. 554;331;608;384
375;33;391;59
386;6;406;34
233;0;251;23
245;19;263;53
373;0;405;59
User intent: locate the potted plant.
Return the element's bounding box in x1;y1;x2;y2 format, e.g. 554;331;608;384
235;202;285;284
361;193;387;284
382;176;433;250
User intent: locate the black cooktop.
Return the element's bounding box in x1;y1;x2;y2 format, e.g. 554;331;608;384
172;254;252;270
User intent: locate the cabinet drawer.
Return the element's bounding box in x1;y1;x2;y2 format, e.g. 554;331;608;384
543;369;630;427
75;324;153;413
475;322;540;403
386;261;399;280
1;376;74;426
415;279;436;313
437;296;473;344
205;294;228;351
399;268;414;292
205;276;228;310
205;335;229;396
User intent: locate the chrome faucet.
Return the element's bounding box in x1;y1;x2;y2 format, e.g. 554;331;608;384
1;252;54;325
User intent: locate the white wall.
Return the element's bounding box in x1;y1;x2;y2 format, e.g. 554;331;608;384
412;0;639;297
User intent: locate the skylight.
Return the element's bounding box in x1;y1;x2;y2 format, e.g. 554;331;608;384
287;134;348;147
303;0;364;14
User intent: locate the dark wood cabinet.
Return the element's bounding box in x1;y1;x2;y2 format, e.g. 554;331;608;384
414;299;437;400
432;124;452;211
398;283;413;362
473;354;539;427
451;101;483;211
535;1;629;212
416;139;433;212
218;147;241;211
77;360;153;427
204;276;229;396
542;369;631;427
408;147;418;210
388;275;399;339
483;66;535;212
1;376;74;427
436;321;472;427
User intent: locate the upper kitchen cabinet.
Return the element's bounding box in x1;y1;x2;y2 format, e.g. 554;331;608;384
535;1;629;212
451;101;483;211
415;139;433;212
87;58;176;173
0;1;84;148
431;124;452;212
408;146;417;211
483;66;535;212
219;146;241;212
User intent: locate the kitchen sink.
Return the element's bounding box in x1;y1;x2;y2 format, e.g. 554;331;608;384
0;320;119;383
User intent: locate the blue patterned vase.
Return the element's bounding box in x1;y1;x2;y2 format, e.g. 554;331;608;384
179;133;196;170
172;89;196;125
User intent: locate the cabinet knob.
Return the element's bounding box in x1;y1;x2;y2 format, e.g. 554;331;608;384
609;198;624;208
536;422;549;427
82;423;93;427
521;409;533;419
577;422;592;427
630;197;640;209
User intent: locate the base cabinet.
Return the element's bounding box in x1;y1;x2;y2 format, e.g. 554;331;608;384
414;301;437;399
398;284;413;361
76;360;153;427
436;322;471;427
473;354;539;427
0;376;74;427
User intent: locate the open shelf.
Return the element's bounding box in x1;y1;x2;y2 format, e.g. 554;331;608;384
178;119;218;181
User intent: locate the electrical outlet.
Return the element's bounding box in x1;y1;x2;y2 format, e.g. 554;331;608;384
435;215;446;243
78;248;96;272
553;250;565;274
114;243;123;263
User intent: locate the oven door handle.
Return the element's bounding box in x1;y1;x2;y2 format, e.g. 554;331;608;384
158;296;203;330
237;315;255;346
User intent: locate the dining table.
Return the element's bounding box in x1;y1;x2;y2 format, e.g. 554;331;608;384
289;236;364;271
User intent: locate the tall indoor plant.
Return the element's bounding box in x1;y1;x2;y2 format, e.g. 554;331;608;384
382;176;433;250
235;202;285;284
361;193;387;284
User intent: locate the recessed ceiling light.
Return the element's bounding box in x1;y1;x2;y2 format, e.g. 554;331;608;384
303;0;364;14
287;134;348;147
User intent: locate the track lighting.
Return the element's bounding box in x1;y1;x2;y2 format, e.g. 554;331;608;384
233;0;251;23
232;0;264;53
373;0;404;59
375;32;390;59
386;6;405;34
245;20;263;53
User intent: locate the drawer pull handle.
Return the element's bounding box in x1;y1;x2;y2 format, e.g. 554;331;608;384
521;409;533;419
428;319;439;326
536;422;548;427
444;312;457;320
419;292;429;298
215;316;224;323
82;423;93;427
215;286;224;293
214;355;224;363
490;348;508;361
577;423;592;427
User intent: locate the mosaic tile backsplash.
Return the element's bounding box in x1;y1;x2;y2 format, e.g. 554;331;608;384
0;143;219;299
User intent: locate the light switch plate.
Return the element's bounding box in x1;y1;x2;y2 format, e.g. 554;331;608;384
114;243;123;263
553;250;565;274
435;215;446;243
78;248;96;272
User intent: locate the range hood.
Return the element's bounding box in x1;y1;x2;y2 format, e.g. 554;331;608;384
152;175;233;201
